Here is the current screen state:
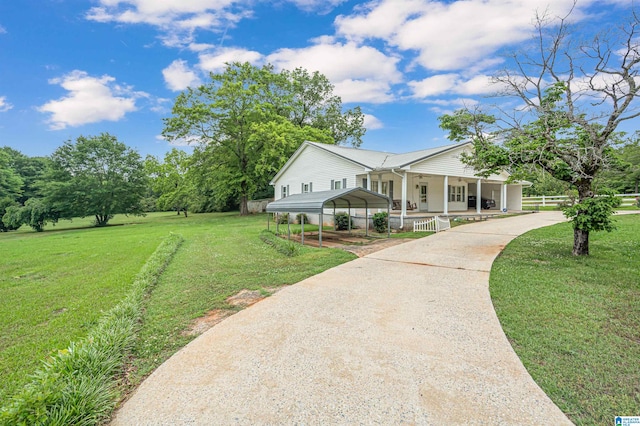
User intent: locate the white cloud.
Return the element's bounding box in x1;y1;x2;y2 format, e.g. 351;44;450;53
163;60;201;91
0;25;6;34
198;47;263;73
409;73;495;98
0;96;13;112
268;41;401;82
38;70;141;130
336;0;597;72
333;79;395;103
86;0;247;48
363;113;383;130
425;97;479;115
188;42;216;52
267;41;401;103
85;0;346;48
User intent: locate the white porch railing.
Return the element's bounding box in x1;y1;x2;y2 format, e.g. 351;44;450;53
413;216;451;233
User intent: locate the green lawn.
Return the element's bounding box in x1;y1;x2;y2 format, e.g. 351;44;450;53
490;214;640;425
0;212;355;402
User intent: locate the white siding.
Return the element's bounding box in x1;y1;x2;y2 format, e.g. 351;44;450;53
408;146;478;178
408;146;508;182
271;144;366;200
507;184;523;210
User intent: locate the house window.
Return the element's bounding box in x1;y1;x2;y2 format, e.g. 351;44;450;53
281;185;289;198
371;181;379;193
362;178;368;189
331;178;347;190
302;182;312;193
448;185;466;202
381;181;394;198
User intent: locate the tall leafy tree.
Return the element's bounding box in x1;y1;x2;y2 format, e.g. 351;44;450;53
0;147;50;205
162;62;363;215
0;149;23;231
145;148;194;216
284;68;365;147
598;135;640;193
0;149;23;201
439;8;639;256
43;133;148;226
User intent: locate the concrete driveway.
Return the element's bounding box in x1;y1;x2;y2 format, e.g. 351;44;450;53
112;211;573;425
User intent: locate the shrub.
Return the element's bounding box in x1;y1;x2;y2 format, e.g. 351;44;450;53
276;213;290;224
259;230;300;257
334;212;352;230
296;213;308;225
372;212;388;233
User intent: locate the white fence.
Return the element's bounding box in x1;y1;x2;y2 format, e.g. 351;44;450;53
523;193;639;208
413;216;451;233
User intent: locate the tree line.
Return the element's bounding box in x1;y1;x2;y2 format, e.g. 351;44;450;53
1;62;364;232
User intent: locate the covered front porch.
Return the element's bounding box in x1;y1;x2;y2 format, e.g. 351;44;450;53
357;170;523;229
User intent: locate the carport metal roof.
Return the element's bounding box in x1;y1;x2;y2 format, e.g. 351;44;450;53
265;187;391;247
266;187;391;214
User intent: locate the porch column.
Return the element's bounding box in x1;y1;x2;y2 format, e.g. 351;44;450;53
501;184;508;212
377;174;383;213
400;171;407;229
443;175;449;215
367;172;371;225
476;179;482;214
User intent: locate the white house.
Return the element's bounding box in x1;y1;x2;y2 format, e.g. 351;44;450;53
270;141;523;228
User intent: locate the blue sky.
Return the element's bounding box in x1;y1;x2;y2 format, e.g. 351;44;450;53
0;0;635;158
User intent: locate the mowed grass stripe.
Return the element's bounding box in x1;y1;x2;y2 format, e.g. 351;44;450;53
490;214;640;425
0;221;169;402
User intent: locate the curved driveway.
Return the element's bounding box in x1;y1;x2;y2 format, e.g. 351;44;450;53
112;212;573;425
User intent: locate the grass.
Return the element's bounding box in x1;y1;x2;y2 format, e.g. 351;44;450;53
0;234;183;425
0;212;356;404
490;214;640;425
0;213;173;402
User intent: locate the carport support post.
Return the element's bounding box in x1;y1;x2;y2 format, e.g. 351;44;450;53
387;204;390;237
301;213;304;245
333;206;336;230
365;200;369;237
287;214;291;240
319;212;323;248
276;214;279;234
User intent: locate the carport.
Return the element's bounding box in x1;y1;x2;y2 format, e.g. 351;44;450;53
265;187;391;247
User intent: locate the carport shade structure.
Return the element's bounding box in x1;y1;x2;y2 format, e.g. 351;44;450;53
265;187;391;247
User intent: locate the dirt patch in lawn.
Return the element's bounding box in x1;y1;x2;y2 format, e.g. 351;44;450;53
184;287;283;336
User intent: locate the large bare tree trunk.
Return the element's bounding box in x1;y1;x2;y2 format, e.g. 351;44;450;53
240;195;249;216
573;227;589;256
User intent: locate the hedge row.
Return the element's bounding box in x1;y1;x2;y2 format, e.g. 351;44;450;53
0;233;184;426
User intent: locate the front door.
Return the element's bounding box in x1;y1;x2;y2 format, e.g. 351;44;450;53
419;183;428;211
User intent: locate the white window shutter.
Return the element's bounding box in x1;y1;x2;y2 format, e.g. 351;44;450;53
342;178;347;188
330;179;335;189
309;182;313;192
